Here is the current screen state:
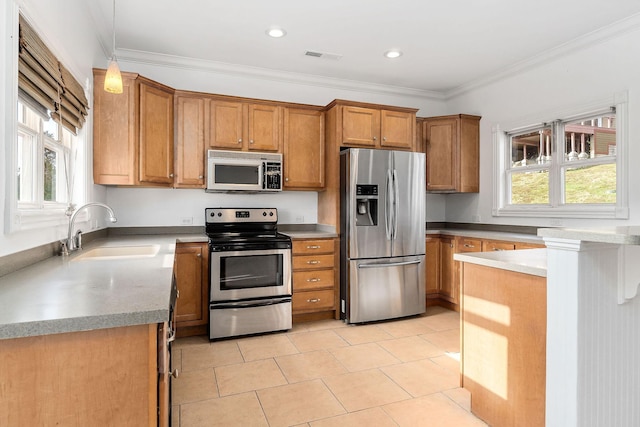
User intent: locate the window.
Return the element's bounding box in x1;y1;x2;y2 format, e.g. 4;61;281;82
494;94;628;219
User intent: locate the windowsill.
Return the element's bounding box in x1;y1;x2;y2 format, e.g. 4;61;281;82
9;208;88;233
494;205;629;219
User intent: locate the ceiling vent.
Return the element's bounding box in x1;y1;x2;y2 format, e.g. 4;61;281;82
304;50;343;60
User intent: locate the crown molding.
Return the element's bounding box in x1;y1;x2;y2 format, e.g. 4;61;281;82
115;48;446;101
444;12;640;100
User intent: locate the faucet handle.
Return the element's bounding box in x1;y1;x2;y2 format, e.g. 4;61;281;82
75;230;83;250
60;240;69;256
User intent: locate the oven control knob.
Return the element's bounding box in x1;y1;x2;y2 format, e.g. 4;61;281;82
269;212;274;216
210;212;214;217
263;212;267;216
217;212;222;217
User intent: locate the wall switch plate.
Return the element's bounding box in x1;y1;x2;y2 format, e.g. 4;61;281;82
180;217;193;225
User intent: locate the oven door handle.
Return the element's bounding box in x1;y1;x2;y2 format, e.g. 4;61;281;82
211;298;292;309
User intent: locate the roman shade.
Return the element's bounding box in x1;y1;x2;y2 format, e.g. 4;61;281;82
18;15;89;134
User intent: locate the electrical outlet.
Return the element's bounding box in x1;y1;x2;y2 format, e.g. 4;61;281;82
180;217;193;225
294;215;304;223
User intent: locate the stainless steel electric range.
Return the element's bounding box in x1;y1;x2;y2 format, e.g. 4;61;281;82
205;208;292;340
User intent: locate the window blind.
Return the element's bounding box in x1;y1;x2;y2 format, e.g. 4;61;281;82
18;15;89;134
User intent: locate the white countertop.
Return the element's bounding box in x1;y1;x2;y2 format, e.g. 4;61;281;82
0;235;202;340
454;248;547;277
538;226;640;245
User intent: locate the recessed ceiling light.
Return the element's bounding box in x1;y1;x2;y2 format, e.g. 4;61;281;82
384;50;403;59
266;27;287;38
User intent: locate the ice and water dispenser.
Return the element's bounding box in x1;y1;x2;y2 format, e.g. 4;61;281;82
355;184;378;226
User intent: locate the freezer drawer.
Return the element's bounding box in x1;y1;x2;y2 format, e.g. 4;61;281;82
344;255;425;323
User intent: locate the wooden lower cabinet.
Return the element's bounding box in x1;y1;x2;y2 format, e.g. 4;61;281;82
0;324;164;426
291;238;339;321
174;242;209;337
460;262;546;427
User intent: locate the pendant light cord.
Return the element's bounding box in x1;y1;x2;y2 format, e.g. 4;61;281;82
111;0;116;59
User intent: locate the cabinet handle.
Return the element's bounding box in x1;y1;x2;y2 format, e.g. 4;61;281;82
170;369;179;379
249;139;254;144
285;177;289;182
493;248;505;251
196;253;202;258
306;245;321;249
169;173;174;178
307;260;320;265
238;138;243;143
177;290;180;299
167;329;176;343
383;136;387;141
306;278;321;282
307;298;321;303
198;175;204;179
464;244;475;248
373;136;377;141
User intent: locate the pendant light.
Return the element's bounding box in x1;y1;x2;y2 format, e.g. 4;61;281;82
104;0;123;94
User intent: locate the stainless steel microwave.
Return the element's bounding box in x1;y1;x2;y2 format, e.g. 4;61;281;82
206;150;283;192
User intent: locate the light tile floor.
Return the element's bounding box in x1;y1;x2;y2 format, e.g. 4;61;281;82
171;306;487;427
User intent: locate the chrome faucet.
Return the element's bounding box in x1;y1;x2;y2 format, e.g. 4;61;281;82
62;203;117;255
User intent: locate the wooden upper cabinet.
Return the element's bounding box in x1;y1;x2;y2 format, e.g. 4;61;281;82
93;70;137;185
175;93;205;188
424;114;481;193
329;101;417;151
92;69;174;187
380;109;415;149
283;108;325;190
208;100;281;152
138;79;174;185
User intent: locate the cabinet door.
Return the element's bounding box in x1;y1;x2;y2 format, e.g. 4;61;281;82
341;106;380;147
93;70;137;185
175;243;207;325
426;237;440;296
380;110;414;150
247;104;281;152
439;237;456;303
425;118;458;191
175;95;205;188
208;100;245;150
283;108;325;189
139;81;174;185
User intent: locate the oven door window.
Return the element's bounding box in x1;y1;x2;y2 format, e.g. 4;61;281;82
220;253;283;290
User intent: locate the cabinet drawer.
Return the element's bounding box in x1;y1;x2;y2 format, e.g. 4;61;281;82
293;269;335;291
292;239;334;255
457;238;482;253
293;254;335;270
483;240;516;252
293;289;335;312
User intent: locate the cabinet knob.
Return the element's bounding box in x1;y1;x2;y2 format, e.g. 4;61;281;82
238;138;243;143
373;136;377;141
170;369;179;379
285;177;289;182
464;244;475;248
249;139;254;144
198;175;204;179
196;253;202;258
383;136;387;141
306;298;321;303
169;173;174;178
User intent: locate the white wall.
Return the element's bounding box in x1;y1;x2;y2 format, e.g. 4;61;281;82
445;24;640;228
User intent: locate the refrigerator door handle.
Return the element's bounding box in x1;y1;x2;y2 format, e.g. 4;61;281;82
393;169;399;240
385;169;393;240
357;259;422;269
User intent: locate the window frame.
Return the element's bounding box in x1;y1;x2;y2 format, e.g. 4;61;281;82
493;92;629;219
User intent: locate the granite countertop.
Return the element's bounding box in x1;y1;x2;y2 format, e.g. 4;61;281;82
538;226;640;245
279;224;338;239
427;228;543;244
454;248;547;277
0;234;203;340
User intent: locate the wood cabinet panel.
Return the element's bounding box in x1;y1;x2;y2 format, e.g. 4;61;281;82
247;104;281;151
139;80;174;184
293;269;335;292
439;236;456;303
175;94;205;188
207;100;245;150
293;254;335;271
292;238;338;319
293;239;334;255
341;106;380;147
283;108;325;189
293;289;335;312
426;236;440;296
174;243;208;331
482;240;516;252
380;109;414;149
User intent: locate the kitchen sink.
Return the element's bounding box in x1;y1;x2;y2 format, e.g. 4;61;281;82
72;245;160;261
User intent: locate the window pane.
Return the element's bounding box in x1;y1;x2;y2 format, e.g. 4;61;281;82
564;114;615;161
564;164;616;204
42;114;59;140
17;130;36;203
510;170;549;204
511;128;552;167
44;147;57;202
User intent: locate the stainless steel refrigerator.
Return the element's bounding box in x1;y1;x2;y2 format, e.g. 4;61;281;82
340;148;426;323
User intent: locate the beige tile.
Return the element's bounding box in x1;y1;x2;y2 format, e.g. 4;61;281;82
329;342;400;372
172;368;217;405
171;405;179;427
215;358;287;396
420;328;461;352
174;334;211;349
304;319;348;332
443;387;472;412
334;324;393;345
237;333;299;361
381;358;459;397
288;329;349;352
309;407;397;427
377;335;443;362
323;368;411;412
181;339;243;371
383;393;487;427
276;350;347;383
419;309;461;331
257;379;346;427
376;316;437;338
430;352;461;373
180;392;269;427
